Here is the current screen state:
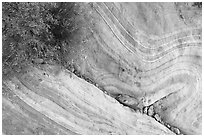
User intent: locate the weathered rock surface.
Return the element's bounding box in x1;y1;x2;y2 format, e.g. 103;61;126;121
2;2;202;135
2;65;174;134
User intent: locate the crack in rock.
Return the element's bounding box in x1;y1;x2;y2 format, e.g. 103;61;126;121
142;104;183;135
61;66;184;135
113;94;183;135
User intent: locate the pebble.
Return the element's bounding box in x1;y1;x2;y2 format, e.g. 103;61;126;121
171;127;181;135
143;106;148;114
165;123;171;128
147;105;154;116
154;113;161;122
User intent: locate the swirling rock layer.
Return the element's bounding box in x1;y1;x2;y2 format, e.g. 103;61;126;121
2;65;174;134
2;2;202;135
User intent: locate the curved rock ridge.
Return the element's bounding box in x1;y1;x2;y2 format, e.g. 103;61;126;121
72;2;201;134
2;2;202;135
2;65;174;135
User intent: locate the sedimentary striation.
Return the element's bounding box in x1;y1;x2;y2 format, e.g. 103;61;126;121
2;2;202;135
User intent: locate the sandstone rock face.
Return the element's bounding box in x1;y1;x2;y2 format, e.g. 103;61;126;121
3;65;174;134
2;2;202;135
